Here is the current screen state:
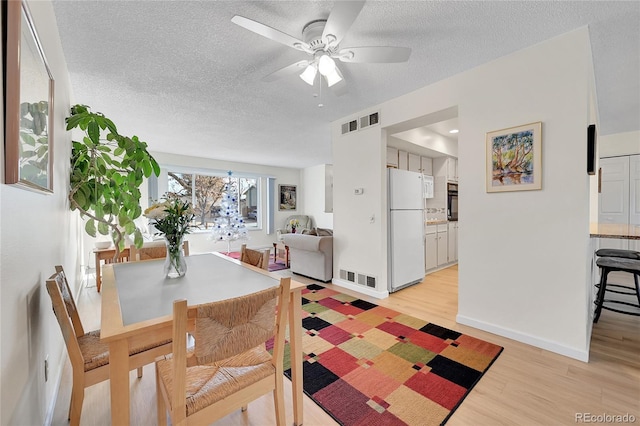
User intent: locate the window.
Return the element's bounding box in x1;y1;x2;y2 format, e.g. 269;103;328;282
165;171;260;230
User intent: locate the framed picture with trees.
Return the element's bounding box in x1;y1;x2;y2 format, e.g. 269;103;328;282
486;122;542;193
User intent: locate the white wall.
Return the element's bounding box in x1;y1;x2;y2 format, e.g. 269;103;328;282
599;130;640;157
302;164;333;229
332;28;594;360
1;1;77;424
149;152;302;252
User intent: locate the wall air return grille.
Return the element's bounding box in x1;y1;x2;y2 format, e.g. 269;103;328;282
339;269;356;282
359;112;380;130
342;112;379;135
357;273;377;288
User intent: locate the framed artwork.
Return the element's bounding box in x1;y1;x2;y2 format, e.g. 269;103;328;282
486;122;542;193
4;0;55;193
278;184;297;210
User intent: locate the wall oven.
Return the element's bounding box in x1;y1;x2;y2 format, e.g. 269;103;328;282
447;183;458;221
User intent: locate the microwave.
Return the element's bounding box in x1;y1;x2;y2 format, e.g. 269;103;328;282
423;175;434;198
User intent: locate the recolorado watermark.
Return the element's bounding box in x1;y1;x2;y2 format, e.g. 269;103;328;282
575;413;636;423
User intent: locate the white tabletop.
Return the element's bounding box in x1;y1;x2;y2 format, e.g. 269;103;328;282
113;253;279;326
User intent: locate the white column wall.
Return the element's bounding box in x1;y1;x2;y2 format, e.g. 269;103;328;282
332;28;594;360
302;164;333;229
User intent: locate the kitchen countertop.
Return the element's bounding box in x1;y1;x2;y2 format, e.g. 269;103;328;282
590;223;640;240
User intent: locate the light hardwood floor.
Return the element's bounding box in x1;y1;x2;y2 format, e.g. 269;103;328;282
52;265;640;425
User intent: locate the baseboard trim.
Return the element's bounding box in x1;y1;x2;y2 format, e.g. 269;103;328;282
44;349;66;426
456;314;590;362
331;279;389;299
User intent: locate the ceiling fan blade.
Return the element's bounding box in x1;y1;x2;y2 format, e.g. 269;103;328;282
337;46;412;63
322;1;365;46
262;60;310;82
232;15;311;52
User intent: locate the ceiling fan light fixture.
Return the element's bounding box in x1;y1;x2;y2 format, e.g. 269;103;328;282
318;55;336;76
300;64;317;85
324;68;343;87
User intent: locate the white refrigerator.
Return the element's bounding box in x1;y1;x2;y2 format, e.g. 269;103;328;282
388;168;425;292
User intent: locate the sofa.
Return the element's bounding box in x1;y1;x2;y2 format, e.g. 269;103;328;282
282;233;333;282
276;215;314;241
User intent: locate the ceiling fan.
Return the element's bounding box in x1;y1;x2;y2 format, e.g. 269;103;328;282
231;1;411;91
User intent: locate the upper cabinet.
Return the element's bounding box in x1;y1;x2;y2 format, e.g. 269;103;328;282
420;156;433;175
599;154;640;225
408;153;421;173
433;157;458;182
386;147;399;168
398;150;409;170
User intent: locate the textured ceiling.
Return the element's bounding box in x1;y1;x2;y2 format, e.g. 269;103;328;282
51;1;640;169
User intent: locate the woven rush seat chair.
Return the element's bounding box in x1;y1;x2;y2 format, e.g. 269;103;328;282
593;257;640;323
130;240;190;261
155;277;291;426
46;266;172;425
240;243;270;270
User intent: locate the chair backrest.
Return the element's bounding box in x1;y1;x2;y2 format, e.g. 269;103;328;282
169;277;291;417
240;244;269;270
130;240;190;261
52;265;85;336
46;269;85;368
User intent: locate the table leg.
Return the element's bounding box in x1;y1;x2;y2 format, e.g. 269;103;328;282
289;288;303;426
95;253;102;292
109;339;130;425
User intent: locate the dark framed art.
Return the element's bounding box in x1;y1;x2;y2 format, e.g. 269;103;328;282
4;0;55;193
278;184;297;210
587;124;597;175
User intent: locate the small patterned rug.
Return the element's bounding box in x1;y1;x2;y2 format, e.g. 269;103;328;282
221;250;289;272
279;284;503;426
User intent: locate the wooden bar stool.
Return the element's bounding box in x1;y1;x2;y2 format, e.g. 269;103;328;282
593;257;640;323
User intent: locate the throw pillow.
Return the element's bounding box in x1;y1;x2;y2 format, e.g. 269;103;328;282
316;228;333;236
302;228;317;236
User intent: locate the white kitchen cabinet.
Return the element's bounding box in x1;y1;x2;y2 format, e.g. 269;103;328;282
408;153;421;173
421;156;433;175
447;158;458;182
433;157;457;181
398;150;409;170
599;154;640;225
425;226;437;271
437;224;448;266
386;147;399;168
448;222;458;262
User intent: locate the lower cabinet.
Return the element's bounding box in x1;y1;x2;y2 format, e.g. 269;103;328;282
425;231;438;271
426;224;449;272
448;222;458;262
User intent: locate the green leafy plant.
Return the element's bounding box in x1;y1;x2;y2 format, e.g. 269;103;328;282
66;104;160;257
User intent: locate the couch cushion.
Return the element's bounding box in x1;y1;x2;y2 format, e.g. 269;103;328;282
316;228;333;236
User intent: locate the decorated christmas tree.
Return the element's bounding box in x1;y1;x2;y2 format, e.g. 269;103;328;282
210;171;248;253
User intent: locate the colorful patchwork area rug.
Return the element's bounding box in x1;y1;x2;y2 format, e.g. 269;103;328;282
221;250;289;272
282;284;503;426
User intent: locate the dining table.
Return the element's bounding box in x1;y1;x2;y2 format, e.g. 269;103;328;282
100;252;305;425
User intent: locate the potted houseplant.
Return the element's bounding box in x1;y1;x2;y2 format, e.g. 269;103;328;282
66;104;160;258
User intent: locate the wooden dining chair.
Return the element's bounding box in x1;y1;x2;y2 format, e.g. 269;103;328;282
155;277;291;426
46;265;172;426
130;240;190;261
240;243;270;270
